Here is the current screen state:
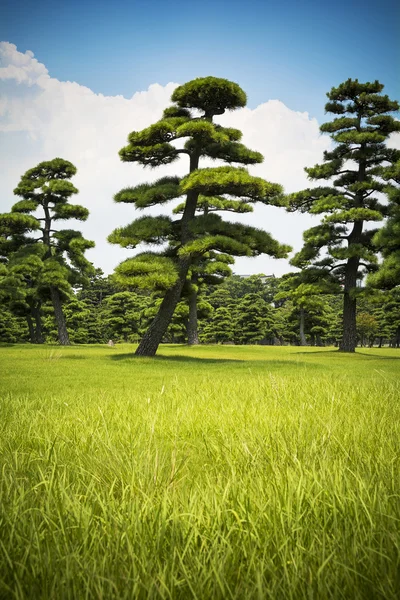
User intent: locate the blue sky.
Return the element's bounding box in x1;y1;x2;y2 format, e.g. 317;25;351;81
1;0;399;275
2;0;399;120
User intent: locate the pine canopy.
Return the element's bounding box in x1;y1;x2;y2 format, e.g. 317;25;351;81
110;77;290;293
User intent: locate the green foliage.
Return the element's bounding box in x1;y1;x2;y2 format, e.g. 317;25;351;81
0;304;28;342
173;195;253;215
180;166;281;201
369;160;400;289
111;76;289;355
100;292;151;342
171;76;247;116
1;159;95;345
114;177;181;209
108;216;174;248
113;254;179;291
287;79;399;351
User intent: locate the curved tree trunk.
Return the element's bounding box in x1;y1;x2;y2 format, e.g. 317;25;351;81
135;258;191;356
50;286;70;345
299;307;307;346
187;287;199;345
135;148;201;357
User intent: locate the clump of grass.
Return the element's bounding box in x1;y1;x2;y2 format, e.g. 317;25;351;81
0;344;399;598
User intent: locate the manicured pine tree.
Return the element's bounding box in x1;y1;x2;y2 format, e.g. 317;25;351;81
109;77;290;356
233;292;273;344
275;272;339;346
201;306;235;344
101;291;151;342
0;159;95;345
383;290;400;347
368;160;400;289
288;80;400;352
77;268;116;307
0;303;28;342
0;251;44;343
0;211;44;342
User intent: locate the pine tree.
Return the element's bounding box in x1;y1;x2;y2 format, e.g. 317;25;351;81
275;272;339;346
201;306;235;344
233;293;273;344
101;292;151;342
369;160;400;289
109;77;290;356
288;80;400;352
0;159;95;345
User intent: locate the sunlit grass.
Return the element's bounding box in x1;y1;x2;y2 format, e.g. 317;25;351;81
0;344;399;598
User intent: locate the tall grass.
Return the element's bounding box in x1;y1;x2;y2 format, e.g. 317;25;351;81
0;345;399;599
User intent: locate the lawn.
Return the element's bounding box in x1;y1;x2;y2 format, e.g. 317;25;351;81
0;344;399;599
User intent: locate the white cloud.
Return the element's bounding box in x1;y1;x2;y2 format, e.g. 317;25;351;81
0;41;335;277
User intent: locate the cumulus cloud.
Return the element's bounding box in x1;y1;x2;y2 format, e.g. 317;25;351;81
0;41;335;276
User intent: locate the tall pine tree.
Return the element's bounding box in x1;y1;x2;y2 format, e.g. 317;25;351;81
288;80;399;352
0;159;95;345
109;77;290;356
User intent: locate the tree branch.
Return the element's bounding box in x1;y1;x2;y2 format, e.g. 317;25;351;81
329;263;347;271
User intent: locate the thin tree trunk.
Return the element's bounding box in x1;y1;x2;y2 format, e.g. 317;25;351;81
32;304;44;344
339;257;359;352
187;287;199;345
50;286;70;345
26;314;36;344
299;307;307;346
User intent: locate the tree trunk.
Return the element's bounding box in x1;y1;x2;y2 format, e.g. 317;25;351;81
299;308;307;346
26;314;36;344
187;287;199;345
135;258;191;356
135;147;201;357
32;304;44;344
339;258;358;353
50;286;70;345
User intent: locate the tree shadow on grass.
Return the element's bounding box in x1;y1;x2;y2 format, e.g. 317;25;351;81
110;353;245;364
294;349;400;360
109;353;318;369
294;349;340;356
356;351;400;360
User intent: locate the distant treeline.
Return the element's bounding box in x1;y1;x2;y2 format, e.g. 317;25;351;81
1;272;399;348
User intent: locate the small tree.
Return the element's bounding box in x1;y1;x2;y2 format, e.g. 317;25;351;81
275;272;339;346
101;292;151;342
288;80;400;352
109;77;290;356
233;293;273;344
0;159;95;345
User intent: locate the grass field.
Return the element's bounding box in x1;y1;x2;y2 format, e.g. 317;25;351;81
0;343;399;599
